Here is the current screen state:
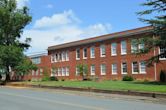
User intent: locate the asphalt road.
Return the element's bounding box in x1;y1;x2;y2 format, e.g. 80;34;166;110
0;87;166;110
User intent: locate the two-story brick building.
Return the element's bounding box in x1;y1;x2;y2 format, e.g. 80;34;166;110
28;26;166;81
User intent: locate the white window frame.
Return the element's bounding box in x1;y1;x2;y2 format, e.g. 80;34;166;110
112;63;117;75
40;68;43;75
51;55;55;63
62;67;66;76
32;70;35;76
121;41;127;55
121;62;127;74
58;68;61;76
35;69;39;76
131;39;138;53
111;43;117;56
159;47;166;60
66;51;69;61
139;61;146;74
100;64;106;75
90;47;95;58
51;68;56;76
66;67;69;76
76;49;80;60
83;48;87;59
76;67;80;76
100;45;106;57
62;52;66;61
132;62;139;74
90;65;95;75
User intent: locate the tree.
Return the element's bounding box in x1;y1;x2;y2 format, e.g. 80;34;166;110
137;0;166;65
76;64;88;80
14;57;38;80
0;0;32;80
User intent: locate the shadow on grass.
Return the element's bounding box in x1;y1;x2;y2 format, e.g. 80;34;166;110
132;81;166;85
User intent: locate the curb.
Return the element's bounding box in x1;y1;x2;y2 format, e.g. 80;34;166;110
6;83;166;98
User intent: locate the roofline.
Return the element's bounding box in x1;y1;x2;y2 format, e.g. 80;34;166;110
48;26;153;51
28;53;47;58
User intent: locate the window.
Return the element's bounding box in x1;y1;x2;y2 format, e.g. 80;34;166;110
90;47;95;58
112;63;117;75
100;45;106;57
139;43;145;50
32;70;35;76
90;65;95;75
55;53;58;62
111;43;117;56
83;48;87;59
31;57;41;64
121;62;127;74
58;68;61;76
40;68;43;75
66;51;69;61
58;53;62;62
36;69;39;76
62;52;66;61
66;67;69;76
51;68;56;76
159;47;166;60
62;67;66;76
76;49;80;60
139;61;146;74
100;64;106;75
132;62;139;74
51;55;55;63
121;41;127;55
76;67;80;75
131;39;138;53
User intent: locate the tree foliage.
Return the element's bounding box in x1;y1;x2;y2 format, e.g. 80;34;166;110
76;64;88;80
137;0;166;65
0;0;32;80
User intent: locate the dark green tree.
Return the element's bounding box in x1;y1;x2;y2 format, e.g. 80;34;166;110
0;0;32;80
137;0;166;65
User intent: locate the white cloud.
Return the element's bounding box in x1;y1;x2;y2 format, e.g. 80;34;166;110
46;4;54;9
22;10;112;54
16;0;29;9
33;10;80;29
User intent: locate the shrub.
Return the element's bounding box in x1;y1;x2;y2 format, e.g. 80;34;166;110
160;70;166;82
42;76;50;81
61;78;65;81
50;76;58;81
122;75;134;81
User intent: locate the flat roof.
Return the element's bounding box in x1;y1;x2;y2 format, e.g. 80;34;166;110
48;26;153;51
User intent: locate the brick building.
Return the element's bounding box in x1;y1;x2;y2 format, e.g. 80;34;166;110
29;26;166;81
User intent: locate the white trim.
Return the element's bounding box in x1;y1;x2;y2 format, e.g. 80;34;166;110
121;62;127;74
76;48;80;60
90;65;95;75
121;41;127;55
100;45;106;57
112;63;117;75
90;47;95;58
159;47;166;60
132;62;139;74
139;61;146;74
100;64;106;75
83;48;87;59
111;43;117;56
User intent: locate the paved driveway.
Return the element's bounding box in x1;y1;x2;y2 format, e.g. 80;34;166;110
0;86;166;110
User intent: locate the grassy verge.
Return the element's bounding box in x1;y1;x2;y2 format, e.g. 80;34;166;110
11;80;166;93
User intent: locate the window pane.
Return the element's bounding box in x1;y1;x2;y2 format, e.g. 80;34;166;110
122;62;127;74
76;49;80;59
132;62;138;73
90;47;95;58
101;64;106;75
91;65;95;75
83;48;87;58
160;47;166;59
100;45;106;57
111;43;117;56
121;41;127;55
140;61;146;73
112;64;117;74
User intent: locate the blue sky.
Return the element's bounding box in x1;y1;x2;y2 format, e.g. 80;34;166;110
17;0;149;55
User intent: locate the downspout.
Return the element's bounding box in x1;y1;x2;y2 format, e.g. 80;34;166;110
153;35;157;81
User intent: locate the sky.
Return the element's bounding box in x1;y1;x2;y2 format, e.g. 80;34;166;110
16;0;149;55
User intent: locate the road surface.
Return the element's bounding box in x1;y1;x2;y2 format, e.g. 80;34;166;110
0;86;166;110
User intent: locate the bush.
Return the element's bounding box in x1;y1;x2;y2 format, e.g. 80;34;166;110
50;76;58;81
122;75;134;81
160;70;166;82
42;76;50;81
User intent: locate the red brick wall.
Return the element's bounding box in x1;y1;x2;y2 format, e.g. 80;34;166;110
48;33;166;81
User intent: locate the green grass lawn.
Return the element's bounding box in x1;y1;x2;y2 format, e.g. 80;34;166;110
13;80;166;93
